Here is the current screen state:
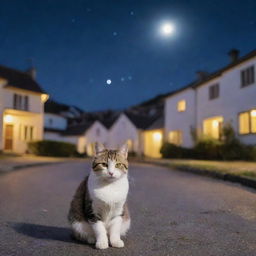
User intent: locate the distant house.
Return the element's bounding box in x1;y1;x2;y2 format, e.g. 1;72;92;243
164;49;256;147
0;66;48;153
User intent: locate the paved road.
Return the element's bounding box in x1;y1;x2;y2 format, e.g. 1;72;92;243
0;161;255;256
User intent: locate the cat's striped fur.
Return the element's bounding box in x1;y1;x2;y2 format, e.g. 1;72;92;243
68;142;130;249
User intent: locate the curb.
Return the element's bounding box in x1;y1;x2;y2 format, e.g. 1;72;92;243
0;161;67;174
132;159;256;190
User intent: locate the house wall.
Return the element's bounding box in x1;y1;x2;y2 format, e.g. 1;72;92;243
0;86;44;153
85;121;108;156
108;114;140;153
165;88;196;148
44;113;67;130
197;57;256;144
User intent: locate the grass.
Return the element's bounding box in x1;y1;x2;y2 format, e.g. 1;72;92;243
166;159;256;179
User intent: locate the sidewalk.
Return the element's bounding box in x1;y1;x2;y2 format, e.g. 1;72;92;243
131;157;256;189
0;154;85;173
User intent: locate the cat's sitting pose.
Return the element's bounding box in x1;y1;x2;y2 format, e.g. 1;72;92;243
68;142;130;249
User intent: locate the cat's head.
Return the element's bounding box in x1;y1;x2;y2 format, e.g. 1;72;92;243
92;142;128;181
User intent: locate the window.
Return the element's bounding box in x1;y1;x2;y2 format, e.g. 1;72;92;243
169;130;183;146
203;116;223;140
239;109;256;134
23;125;34;141
177;100;186;112
13;93;29;111
209;83;219;100
241;66;255;87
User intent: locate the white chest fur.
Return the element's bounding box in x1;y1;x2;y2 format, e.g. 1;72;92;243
88;173;129;222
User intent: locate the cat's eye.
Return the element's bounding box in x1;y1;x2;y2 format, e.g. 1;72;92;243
101;163;108;168
115;163;123;168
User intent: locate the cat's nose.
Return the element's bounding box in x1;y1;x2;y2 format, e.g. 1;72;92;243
109;172;114;176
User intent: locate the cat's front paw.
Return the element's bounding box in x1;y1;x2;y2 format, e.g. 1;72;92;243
87;236;96;244
111;239;124;248
95;239;109;249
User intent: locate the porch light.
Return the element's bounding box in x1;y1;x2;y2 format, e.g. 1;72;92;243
4;114;13;123
153;132;162;141
41;94;49;103
251;110;256;117
212;120;219;128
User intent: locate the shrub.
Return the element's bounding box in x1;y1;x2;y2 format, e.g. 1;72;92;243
28;140;77;157
160;143;195;159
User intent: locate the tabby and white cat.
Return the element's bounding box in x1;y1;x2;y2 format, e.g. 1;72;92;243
68;142;130;249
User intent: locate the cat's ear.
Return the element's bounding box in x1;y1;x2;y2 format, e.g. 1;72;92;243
94;142;105;155
119;142;128;158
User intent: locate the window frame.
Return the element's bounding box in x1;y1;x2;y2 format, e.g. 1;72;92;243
177;99;186;112
209;83;219;100
241;65;255;88
238;109;256;135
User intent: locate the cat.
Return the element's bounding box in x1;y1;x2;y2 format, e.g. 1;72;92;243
68;142;130;249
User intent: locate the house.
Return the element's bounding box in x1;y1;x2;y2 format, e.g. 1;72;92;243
62;120;108;155
44;99;83;142
0;66;48;153
164;48;256;147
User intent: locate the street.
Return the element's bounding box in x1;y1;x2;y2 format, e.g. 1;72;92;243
0;161;255;256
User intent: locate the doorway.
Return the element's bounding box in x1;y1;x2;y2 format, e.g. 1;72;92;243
4;124;14;150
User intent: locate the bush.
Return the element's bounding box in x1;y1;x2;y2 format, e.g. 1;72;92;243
160;143;195;159
194;138;222;160
28;140;77;157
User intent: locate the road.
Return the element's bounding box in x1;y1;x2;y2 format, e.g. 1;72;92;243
0;161;255;256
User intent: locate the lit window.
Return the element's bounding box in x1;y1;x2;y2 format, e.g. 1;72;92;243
177;100;186;112
239;109;256;134
239;112;250;134
169;131;183;146
203;116;223;139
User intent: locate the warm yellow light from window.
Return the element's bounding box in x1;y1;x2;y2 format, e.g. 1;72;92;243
153;132;162;141
4;114;13;123
251;110;256;117
212;120;219;128
41;94;49;103
177;100;186;112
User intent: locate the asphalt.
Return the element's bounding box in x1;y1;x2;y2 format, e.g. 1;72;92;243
0;161;255;256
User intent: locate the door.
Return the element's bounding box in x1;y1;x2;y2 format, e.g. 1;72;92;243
4;124;14;150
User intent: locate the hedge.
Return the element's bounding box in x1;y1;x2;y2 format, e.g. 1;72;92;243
28;140;77;157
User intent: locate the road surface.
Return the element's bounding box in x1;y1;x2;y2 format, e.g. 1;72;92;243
0;161;255;256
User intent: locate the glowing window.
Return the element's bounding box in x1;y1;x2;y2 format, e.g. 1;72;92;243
169;131;183;146
203;116;223;139
239;109;256;134
177;100;186;112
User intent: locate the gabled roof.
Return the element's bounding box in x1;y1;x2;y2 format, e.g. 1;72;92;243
165;48;256;99
0;65;45;94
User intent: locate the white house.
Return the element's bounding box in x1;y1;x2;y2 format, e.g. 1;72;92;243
0;66;48;153
62;120;108;155
165;86;196;148
164;49;256;147
108;113;141;153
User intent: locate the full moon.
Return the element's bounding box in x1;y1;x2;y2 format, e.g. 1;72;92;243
106;79;112;85
161;22;175;36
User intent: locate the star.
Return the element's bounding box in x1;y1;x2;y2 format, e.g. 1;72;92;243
130;11;134;16
113;32;118;36
121;77;125;82
71;18;76;23
128;75;132;80
106;79;112;85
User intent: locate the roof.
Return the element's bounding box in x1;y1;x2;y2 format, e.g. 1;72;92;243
124;111;160;130
0;65;45;94
165;48;256;99
145;115;164;130
44;100;70;114
62;122;94;136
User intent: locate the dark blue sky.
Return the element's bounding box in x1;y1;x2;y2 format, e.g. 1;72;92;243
0;0;256;111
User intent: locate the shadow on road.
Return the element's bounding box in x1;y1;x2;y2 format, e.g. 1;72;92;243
10;222;93;247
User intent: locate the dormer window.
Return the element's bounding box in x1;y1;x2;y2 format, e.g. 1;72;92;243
241;65;255;87
177;100;186;112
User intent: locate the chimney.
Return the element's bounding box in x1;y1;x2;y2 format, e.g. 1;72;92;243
228;49;239;63
27;67;36;80
196;70;208;81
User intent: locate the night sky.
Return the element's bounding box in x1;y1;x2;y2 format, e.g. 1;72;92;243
0;0;256;111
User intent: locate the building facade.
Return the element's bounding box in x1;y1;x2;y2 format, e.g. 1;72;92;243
0;66;47;153
164;49;256;148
